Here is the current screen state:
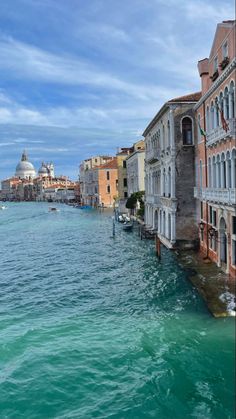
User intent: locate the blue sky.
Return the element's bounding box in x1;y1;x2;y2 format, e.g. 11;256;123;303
0;0;234;179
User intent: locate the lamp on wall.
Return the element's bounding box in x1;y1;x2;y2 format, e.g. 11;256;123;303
199;221;205;231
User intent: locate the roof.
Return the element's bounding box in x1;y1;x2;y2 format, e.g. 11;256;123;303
143;91;201;136
96;158;118;169
168;92;201;103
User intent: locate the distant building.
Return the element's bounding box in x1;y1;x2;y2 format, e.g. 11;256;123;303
79;156;114;205
194;20;236;277
143;92;201;250
38;162;55;178
116;147;133;212
79;156;118;207
126;140;145;196
15;151;36;179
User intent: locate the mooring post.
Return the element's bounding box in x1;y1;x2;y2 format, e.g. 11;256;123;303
112;216;115;237
155;234;161;259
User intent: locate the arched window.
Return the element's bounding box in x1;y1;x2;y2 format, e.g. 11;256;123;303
226;151;231;188
167;120;170;148
206;108;209;133
198;113;202;140
224;87;229;119
210;101;214;129
168;167;171;197
216;154;221;188
182;117;193;145
215;97;219;126
229;81;235;118
221;153;226;188
162;125;165;150
208;157;212;187
212;156;216;188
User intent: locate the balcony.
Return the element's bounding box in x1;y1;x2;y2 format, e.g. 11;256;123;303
146;149;161;164
206;118;236;147
194;187;236;205
145;194;160;205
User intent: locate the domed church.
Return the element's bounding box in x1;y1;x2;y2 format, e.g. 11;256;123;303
15;151;36;179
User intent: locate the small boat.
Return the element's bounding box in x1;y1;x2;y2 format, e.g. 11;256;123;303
49;207;60;212
0;205;7;210
123;222;133;231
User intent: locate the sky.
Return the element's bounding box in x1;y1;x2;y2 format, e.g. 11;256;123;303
0;0;235;180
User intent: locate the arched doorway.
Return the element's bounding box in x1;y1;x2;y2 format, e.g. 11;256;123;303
219;217;227;266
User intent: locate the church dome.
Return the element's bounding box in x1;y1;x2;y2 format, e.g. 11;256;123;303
15;151;36;179
38;163;49;176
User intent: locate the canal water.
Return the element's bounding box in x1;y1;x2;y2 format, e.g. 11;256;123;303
0;203;235;419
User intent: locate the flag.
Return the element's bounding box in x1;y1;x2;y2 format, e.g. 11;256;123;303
198;122;206;137
220;109;229;132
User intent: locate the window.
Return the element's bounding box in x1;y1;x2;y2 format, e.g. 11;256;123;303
232;216;236;235
107;185;110;193
124;191;128;198
212;210;217;227
106;171;110;180
198;114;201;141
213;56;218;72
209;205;212;224
222;42;228;58
232;239;236;266
123;160;127;168
182;117;193;145
200;202;203;219
95;158;97;163
123;178;127;187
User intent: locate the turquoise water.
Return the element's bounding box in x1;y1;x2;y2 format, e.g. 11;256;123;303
0;203;235;419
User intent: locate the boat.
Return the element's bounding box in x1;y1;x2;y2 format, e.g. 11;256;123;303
123;222;133;231
49;207;60;212
0;205;7;210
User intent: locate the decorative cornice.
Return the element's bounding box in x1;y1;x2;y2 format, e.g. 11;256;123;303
194;58;236;110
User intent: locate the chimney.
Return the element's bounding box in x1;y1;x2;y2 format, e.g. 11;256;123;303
198;58;209;94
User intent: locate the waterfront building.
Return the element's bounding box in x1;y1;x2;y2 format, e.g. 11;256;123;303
15;151;36;179
79;156;114;206
116;147;133;212
0;177;22;200
194;20;236;277
126;140;145;196
143;92;201;249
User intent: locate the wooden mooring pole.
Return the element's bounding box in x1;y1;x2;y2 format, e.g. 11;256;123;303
155;234;161;259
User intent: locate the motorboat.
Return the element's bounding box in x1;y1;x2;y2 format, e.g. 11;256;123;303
49;207;60;212
123;221;133;231
0;205;7;210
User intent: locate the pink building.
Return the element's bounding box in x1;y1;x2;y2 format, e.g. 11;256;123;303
194;20;236;278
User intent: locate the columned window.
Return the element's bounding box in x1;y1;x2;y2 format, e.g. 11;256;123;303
216;155;221;188
220;153;226;188
226;151;231;188
215;98;219;126
210;102;214;129
231;149;236;188
224;87;229;119
167;121;170;148
229;81;235;118
208;157;212;187
212;156;216;187
205;109;209;134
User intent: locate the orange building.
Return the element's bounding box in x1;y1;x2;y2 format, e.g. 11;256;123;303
96;158;118;207
194;20;236;277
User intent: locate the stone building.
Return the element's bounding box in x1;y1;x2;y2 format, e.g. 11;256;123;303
126;140;145;196
79;156;114;206
194;20;236;277
143;92;201;249
116;147;133;212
